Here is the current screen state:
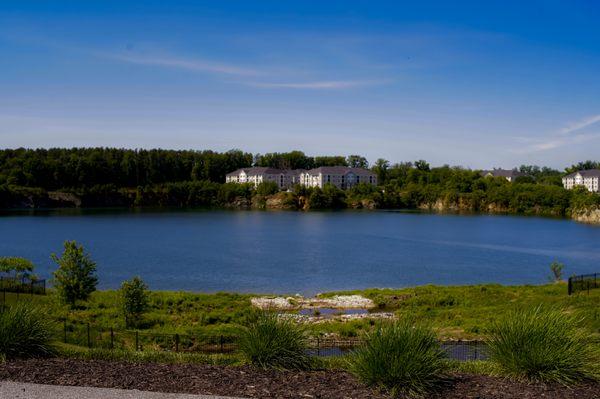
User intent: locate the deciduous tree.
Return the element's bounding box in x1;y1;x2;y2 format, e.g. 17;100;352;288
52;241;98;307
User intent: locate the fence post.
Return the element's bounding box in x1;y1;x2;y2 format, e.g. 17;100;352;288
175;334;179;352
220;335;224;353
317;336;320;356
135;331;139;351
568;277;572;295
588;280;591;294
110;327;114;350
87;323;91;348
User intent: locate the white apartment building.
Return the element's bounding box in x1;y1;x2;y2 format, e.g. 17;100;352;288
562;169;600;193
300;166;377;189
225;167;304;189
226;166;377;190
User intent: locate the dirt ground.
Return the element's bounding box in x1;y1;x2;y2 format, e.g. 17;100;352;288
1;358;598;399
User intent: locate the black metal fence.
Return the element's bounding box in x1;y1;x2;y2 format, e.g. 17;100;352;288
0;277;46;306
568;273;599;295
61;322;237;353
61;322;487;361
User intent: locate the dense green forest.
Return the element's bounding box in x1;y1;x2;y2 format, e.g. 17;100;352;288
0;148;599;217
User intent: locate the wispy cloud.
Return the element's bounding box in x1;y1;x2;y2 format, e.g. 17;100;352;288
559;114;600;135
101;53;392;90
246;80;388;90
101;52;260;76
514;131;600;153
513;112;600;153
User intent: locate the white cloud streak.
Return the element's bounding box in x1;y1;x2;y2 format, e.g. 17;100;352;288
246;80;387;90
100;53;390;90
102;53;260;76
513;113;600;153
559;114;600;135
514;131;600;153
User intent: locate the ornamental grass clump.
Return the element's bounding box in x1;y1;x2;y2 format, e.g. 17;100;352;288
239;311;312;370
487;306;599;385
348;320;450;398
0;302;56;360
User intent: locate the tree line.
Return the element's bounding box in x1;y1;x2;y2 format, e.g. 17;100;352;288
1;148;599;215
0;148;371;190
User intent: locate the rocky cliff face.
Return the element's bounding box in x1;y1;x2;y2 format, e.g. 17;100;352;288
571;207;600;224
48;191;82;207
347;198;377;209
264;192;297;210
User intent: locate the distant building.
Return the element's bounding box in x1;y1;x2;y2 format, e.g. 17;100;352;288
481;169;525;182
300;166;377;189
225;166;377;190
225;167;304;189
562;169;600;192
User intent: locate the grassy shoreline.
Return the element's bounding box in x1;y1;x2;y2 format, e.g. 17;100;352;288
6;282;599;341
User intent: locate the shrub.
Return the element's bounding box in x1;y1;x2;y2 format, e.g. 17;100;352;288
120;276;150;327
487;306;599;384
238;311;312;370
0;302;55;359
0;257;35;280
549;261;564;282
52;240;98;307
348;320;449;398
255;181;279;196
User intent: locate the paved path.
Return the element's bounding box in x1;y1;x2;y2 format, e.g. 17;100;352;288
0;381;246;399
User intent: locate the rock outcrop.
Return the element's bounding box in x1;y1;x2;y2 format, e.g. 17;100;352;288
571;207;600;224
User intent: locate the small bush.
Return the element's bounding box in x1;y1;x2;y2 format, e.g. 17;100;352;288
487;306;599;384
348;320;449;398
0;302;56;359
120;276;150;327
549;261;564;282
239;311;312;370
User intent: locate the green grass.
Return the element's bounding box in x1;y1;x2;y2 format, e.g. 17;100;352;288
5;290;254;337
0;302;56;360
487;306;600;384
55;342;242;365
238;311;313;370
348;320;450;398
4;283;599;347
318;283;600;339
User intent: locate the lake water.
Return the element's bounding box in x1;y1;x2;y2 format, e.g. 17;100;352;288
1;209;599;294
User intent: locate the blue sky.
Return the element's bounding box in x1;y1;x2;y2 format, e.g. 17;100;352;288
1;1;599;168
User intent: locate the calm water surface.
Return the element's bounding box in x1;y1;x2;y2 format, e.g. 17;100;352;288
1;209;599;294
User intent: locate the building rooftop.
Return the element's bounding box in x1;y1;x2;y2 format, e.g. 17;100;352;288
305;166;376;176
564;169;600;178
226;167;306;177
481;169;525;178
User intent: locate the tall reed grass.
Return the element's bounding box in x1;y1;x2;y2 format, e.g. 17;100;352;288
348;320;449;398
0;302;56;359
238;311;313;370
487;306;599;384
